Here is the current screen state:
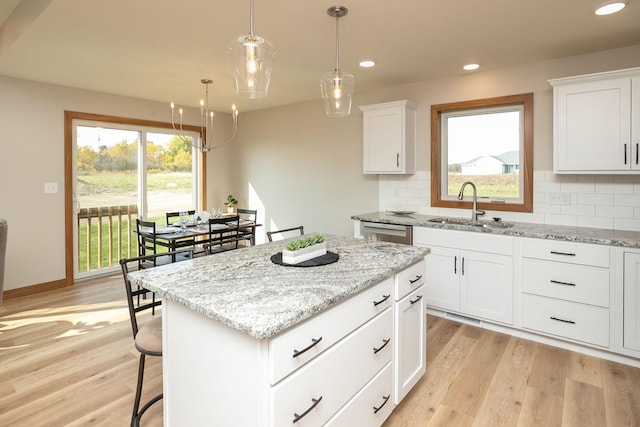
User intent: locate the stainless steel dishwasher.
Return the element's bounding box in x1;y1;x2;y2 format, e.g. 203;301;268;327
360;221;412;245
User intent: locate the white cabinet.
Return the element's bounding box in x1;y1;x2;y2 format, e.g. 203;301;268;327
549;67;640;174
360;100;417;174
520;238;611;348
624;251;640;353
414;227;514;325
393;261;426;404
162;261;427;426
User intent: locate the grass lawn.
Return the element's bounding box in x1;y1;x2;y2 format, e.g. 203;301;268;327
447;173;519;198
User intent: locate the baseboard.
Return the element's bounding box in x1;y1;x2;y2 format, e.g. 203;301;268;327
3;278;70;300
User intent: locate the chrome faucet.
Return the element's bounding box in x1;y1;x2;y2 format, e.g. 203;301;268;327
458;181;486;221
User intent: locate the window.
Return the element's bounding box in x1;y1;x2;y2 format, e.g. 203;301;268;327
430;93;533;213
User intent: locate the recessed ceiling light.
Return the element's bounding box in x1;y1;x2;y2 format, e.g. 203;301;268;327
463;63;480;71
359;60;376;68
595;1;627;15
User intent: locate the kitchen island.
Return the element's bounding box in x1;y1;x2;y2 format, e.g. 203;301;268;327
129;234;429;426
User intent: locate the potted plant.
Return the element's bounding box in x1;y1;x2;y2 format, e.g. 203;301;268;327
225;194;238;213
282;234;326;265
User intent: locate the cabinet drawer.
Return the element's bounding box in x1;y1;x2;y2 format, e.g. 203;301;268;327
395;260;425;300
269;277;393;384
521;238;609;267
521;293;609;347
324;362;394;427
521;259;610;307
270;308;393;427
414;227;513;256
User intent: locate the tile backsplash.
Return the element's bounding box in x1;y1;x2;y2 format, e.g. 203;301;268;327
379;171;640;231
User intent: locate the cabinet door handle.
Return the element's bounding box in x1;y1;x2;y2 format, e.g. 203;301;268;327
625;143;628;165
292;337;323;358
409;275;423;284
550;251;576;257
293;396;323;423
550;316;575;325
454;256;457;274
396;152;400;167
550;279;576;287
462;257;465;275
373;338;391;354
636;143;639;165
373;395;391;414
410;295;423;305
373;294;391;306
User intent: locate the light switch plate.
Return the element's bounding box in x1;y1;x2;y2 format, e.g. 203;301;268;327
44;182;58;194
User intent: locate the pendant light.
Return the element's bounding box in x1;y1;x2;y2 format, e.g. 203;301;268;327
320;6;354;117
229;0;276;98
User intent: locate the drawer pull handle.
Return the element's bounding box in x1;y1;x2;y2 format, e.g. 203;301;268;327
550;316;575;325
373;394;391;414
293;396;323;423
373;338;391;354
550;251;576;257
292;337;323;358
410;295;423;305
550;279;576;287
373;294;391;306
410;275;423;284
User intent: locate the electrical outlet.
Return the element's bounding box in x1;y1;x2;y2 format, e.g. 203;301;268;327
548;192;571;205
44;182;58;194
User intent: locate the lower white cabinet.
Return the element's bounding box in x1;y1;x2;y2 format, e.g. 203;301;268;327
393;261;426;403
415;228;514;324
624;251;640;353
520;238;611;348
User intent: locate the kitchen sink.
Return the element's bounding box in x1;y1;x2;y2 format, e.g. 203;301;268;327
427;217;514;228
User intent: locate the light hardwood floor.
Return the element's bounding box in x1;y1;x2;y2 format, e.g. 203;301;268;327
1;275;639;426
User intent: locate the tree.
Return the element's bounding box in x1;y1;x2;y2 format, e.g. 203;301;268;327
77;145;99;174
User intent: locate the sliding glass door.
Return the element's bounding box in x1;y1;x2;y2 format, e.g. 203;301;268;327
71;117;201;279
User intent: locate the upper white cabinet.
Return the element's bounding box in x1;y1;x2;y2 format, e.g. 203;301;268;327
360;100;417;174
549;67;640;174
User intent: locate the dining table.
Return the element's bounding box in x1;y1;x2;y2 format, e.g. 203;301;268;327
151;216;260;252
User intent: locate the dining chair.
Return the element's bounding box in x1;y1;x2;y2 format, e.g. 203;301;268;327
136;219;171;269
165;210;195;226
236;208;257;246
119;249;192;427
203;215;241;255
266;226;304;242
164;210;197;250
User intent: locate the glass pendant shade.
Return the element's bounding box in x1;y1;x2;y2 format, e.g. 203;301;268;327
321;69;354;117
229;34;275;98
321;6;353;117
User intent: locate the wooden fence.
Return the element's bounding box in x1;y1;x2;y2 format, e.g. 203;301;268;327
77;205;138;271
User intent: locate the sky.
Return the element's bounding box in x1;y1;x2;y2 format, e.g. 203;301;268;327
446;110;521;164
76;126;178;151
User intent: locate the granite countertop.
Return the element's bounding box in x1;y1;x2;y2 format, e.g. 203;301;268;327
128;234;429;340
352;211;640;249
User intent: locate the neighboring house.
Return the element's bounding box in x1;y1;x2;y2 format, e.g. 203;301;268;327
460;150;519;175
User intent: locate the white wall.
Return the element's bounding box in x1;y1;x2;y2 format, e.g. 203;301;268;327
0;77;216;291
375;45;640;230
2;43;640;294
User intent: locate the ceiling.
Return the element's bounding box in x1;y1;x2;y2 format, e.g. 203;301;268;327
1;0;639;114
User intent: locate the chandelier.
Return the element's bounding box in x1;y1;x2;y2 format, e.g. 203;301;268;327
229;0;276;98
320;6;354;117
170;79;239;152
